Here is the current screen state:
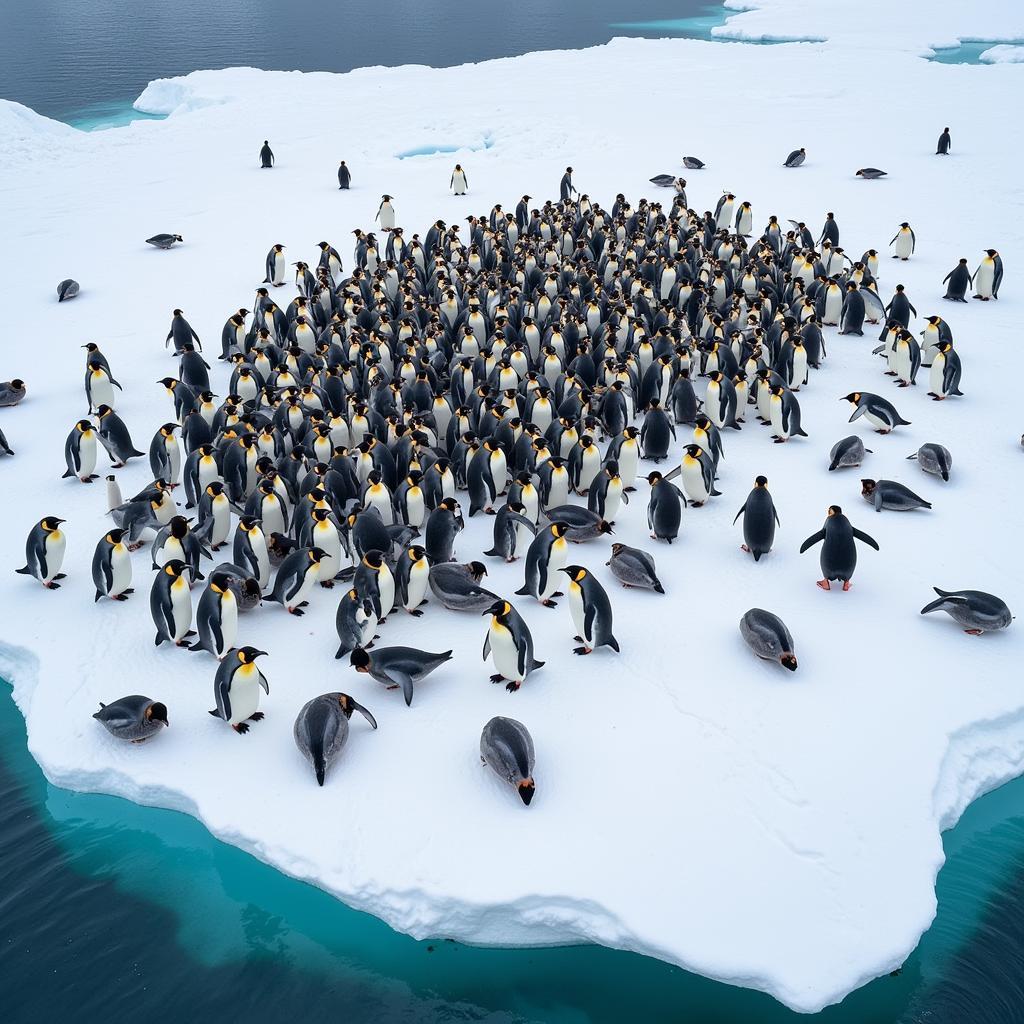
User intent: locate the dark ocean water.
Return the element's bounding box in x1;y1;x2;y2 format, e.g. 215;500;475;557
2;679;1024;1023
0;0;726;126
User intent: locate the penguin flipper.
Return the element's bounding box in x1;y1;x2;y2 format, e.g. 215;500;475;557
732;502;747;526
852;528;880;550
663;466;681;482
848;405;865;423
921;595;958;614
482;633;491;661
906;453;918;460
390;670;414;707
799;530;825;554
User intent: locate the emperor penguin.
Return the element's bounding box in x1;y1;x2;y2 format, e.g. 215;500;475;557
942;259;972;302
149;423;182;486
196;481;234;550
482;599;544;691
349;646;453;707
394;544;431;614
376;195;396;231
259;140;274;167
907;442;952;482
450;164;468;195
799;506;879;591
95;406;144;467
920;588;1012;635
646;471;685;543
152;515;206;582
93;696;168;742
293;692;377;786
15;517;66;588
936;128;951;155
516;522;570;607
264;244;286;286
569;435;602;494
353;549;396;621
150;559;195;645
92;528;133;602
310;507;344;585
561;565;619;655
86;358;119;412
480;717;536;805
424;497;464;564
266;547;326;615
675;443;719;506
843;392;911;433
233;515;271;590
338;161;352;189
335;588;378;658
588;461;627;523
739;609;797;670
190;571;239;659
769;386;807;442
484;502;536;562
62;419;100;482
733;476;780;561
890;223;916;261
211;646;269;733
973;250;1002;301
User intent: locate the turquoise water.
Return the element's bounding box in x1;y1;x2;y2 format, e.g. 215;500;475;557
396;138;495;160
610;4;824;44
928;41;1024;64
3;676;1024;1022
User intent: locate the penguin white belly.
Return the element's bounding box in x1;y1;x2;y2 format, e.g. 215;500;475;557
43;530;66;582
547;469;569;508
974;263;994;297
273;253;286;285
218;593;239;654
734;383;748;419
791;348;808;389
681;459;709;502
379;207;395;230
520;486;539;524
568;582;587;641
261;497;285;537
377;568;396;617
531;400;552;433
823;292;842;325
165;439;182;484
358;606;378;646
489;622;522;682
315;524;342;580
287;566;319;610
406;560;429;609
366;491;394;525
170;577;192;641
705;384;724;428
109;544;132;596
894;235;913;259
489;451;508;495
770;396;789;438
865;410;890;431
929;354;946;395
894;345;911;382
211;500;231;546
156;536;184;567
540;539;568;600
404;489;425;528
91;375;115;411
604;479;623;522
756;383;772;421
250;534;270;588
577;452;600;493
228;665;262;725
617;442;638;488
78;433;97;479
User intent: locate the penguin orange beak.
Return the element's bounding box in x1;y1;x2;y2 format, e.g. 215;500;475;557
781;653;798;672
518;779;535;806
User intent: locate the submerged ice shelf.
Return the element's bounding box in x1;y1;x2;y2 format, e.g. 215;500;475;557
2;1;1024;1014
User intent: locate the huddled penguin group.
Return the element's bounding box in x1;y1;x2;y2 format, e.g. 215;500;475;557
6;127;1014;806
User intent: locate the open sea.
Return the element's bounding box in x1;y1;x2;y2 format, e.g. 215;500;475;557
1;2;1022;1020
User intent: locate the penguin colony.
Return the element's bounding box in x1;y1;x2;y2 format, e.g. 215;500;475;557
6;133;1013;803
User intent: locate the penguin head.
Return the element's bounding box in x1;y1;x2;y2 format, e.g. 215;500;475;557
860;479;877;498
169;516;189;539
770;385;784;397
518;778;536;806
106;528;127;545
173;309;183;317
900;223;909;229
362;549;383;569
550;522;570;539
163;559;187;578
209;572;233;594
646;471;663;485
467;560;488;580
350;648;371;672
160;423;180;438
562;565;587;583
684;444;702;458
237;646;267;664
313;508;331;523
145;702;169;727
986;249;998;258
483;599;511;619
206;481;225;497
780;653;798;672
75;419;93;433
827;505;842;518
755;476;768;488
842;392;861;404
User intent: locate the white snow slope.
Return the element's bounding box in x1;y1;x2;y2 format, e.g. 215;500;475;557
1;1;1023;1014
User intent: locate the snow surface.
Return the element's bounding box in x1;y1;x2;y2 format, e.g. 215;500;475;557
1;4;1023;1014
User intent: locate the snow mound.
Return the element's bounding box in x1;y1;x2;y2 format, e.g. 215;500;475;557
2;13;1024;1016
980;44;1024;63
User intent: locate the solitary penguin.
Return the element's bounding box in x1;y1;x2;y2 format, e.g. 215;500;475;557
92;528;133;602
861;479;932;512
259;140;274;168
606;542;663;593
783;148;806;168
450;164;468;195
0;379;27;407
843;392;910;434
907;443;952;482
93;696;168;742
350;646;453;707
799;505;879;591
733;476;780;561
483;600;543;692
15;517;66;588
337;160;351;189
57;278;80;302
920;588;1012;635
293;692;377;786
561;565;618;655
480;717;536;805
146;233;183;249
936;127;951;155
739;609;797;671
211;647;269;733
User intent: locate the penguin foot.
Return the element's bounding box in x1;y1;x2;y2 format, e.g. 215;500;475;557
741;544;750;553
128;542;144;551
54;573;67;580
773;438;787;444
573;635;583;642
573;646;593;656
489;673;506;684
505;681;521;693
320;581;335;588
288;607;305;616
485;508;496;515
842;581;852;592
407;609;424;617
816;580;831;591
897;382;909;388
540;599;558;608
964;628;985;635
232;722;250;734
114;593;130;601
248;712;264;722
625;487;636;493
876;429;890;434
44;581;61;589
884;371;897;376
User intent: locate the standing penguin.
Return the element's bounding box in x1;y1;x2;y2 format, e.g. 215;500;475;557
799;505;879;591
733;476;781;561
337;160;351;189
376;195;396;231
484;502;536;563
559;167;576;202
189;572;239;659
973;250;1003;301
936;127;951;155
95;406;144;466
264;244;286;287
482;600;544;691
516;522;570;607
561;565;619;655
62;419;100;482
259;140;274;168
675;443;719;507
450;164;468;195
424;497;464;564
92;528;133;602
293;692;377;786
480;717;536;805
646;471;685;543
267;547;326;615
149;424;182;487
394;544;431;614
150;559;194;645
928;340;964;400
942;259;972;302
233;515;270;590
15;517;66;588
211;647;269;733
769;385;808;443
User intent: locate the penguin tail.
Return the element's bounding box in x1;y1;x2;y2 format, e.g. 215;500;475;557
828;458;840;471
941;471;949;482
188;642;205;652
61;469;74;479
94;591;102;603
905;453;917;460
530;659;545;671
932;587;952;598
711;488;722;496
130;449;145;458
897;419;912;426
796;428;809;437
753;551;762;562
653;581;665;594
14;566;29;575
607;636;620;653
514;585;530;596
483;547;499;557
922;501;933;510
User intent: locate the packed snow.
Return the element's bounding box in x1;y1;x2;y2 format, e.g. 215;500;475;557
1;1;1023;1013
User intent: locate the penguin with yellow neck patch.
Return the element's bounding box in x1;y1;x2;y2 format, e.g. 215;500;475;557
560;565;619;656
516;522;570;607
189;571;239;659
211;646;269;733
482;600;543;692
